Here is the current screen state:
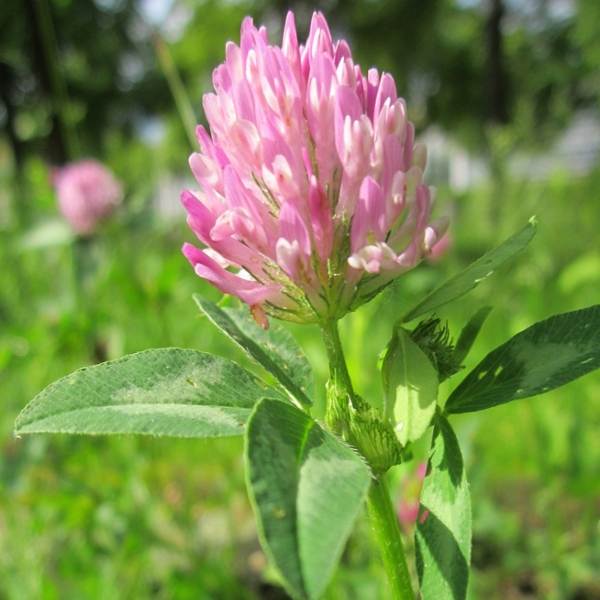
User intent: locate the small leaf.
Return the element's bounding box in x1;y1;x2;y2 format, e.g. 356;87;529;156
402;218;536;323
18;219;74;251
453;306;493;365
416;415;471;600
194;295;314;407
245;398;371;600
15;348;277;438
446;304;600;414
382;328;439;446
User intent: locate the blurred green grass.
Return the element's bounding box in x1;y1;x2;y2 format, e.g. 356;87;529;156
1;157;600;599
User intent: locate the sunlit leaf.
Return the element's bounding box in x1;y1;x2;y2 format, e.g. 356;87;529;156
15;348;277;438
17;219;74;251
382;328;439;446
246;398;371;600
446;304;600;414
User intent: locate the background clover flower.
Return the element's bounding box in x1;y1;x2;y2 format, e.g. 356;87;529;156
397;462;428;533
53;160;123;236
182;12;449;327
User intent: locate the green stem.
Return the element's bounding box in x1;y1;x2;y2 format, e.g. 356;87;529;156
33;0;81;160
320;320;415;598
320;319;355;401
367;475;416;600
152;32;198;151
320;319;357;433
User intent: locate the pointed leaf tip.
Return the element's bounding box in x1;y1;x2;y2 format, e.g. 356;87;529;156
194;295;314;407
446;304;600;414
402;219;536;323
453;306;493;365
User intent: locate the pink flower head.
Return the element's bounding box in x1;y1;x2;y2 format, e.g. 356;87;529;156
53;160;123;236
182;12;449;328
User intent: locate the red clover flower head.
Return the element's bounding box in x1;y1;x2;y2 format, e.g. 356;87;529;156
182;12;449;328
53;160;123;236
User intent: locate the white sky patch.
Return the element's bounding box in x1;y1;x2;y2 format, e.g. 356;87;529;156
137;0;175;25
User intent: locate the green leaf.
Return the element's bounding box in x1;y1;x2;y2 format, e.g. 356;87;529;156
245;398;371;600
194;295;314;407
416;415;471;600
402;218;536;323
382;328;439;446
453;306;493;365
446;304;600;414
15;348;277;438
17;219;74;251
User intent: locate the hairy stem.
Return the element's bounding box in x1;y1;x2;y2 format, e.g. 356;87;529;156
320;319;355;399
320;319;356;434
320;319;415;598
367;475;416;600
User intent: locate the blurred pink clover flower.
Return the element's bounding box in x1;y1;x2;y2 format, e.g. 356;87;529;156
398;462;428;532
53;160;123;236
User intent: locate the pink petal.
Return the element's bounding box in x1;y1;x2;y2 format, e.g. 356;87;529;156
307;175;334;264
350;177;386;253
182;243;282;307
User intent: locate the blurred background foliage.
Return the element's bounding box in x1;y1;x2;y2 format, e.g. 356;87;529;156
1;0;600;598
